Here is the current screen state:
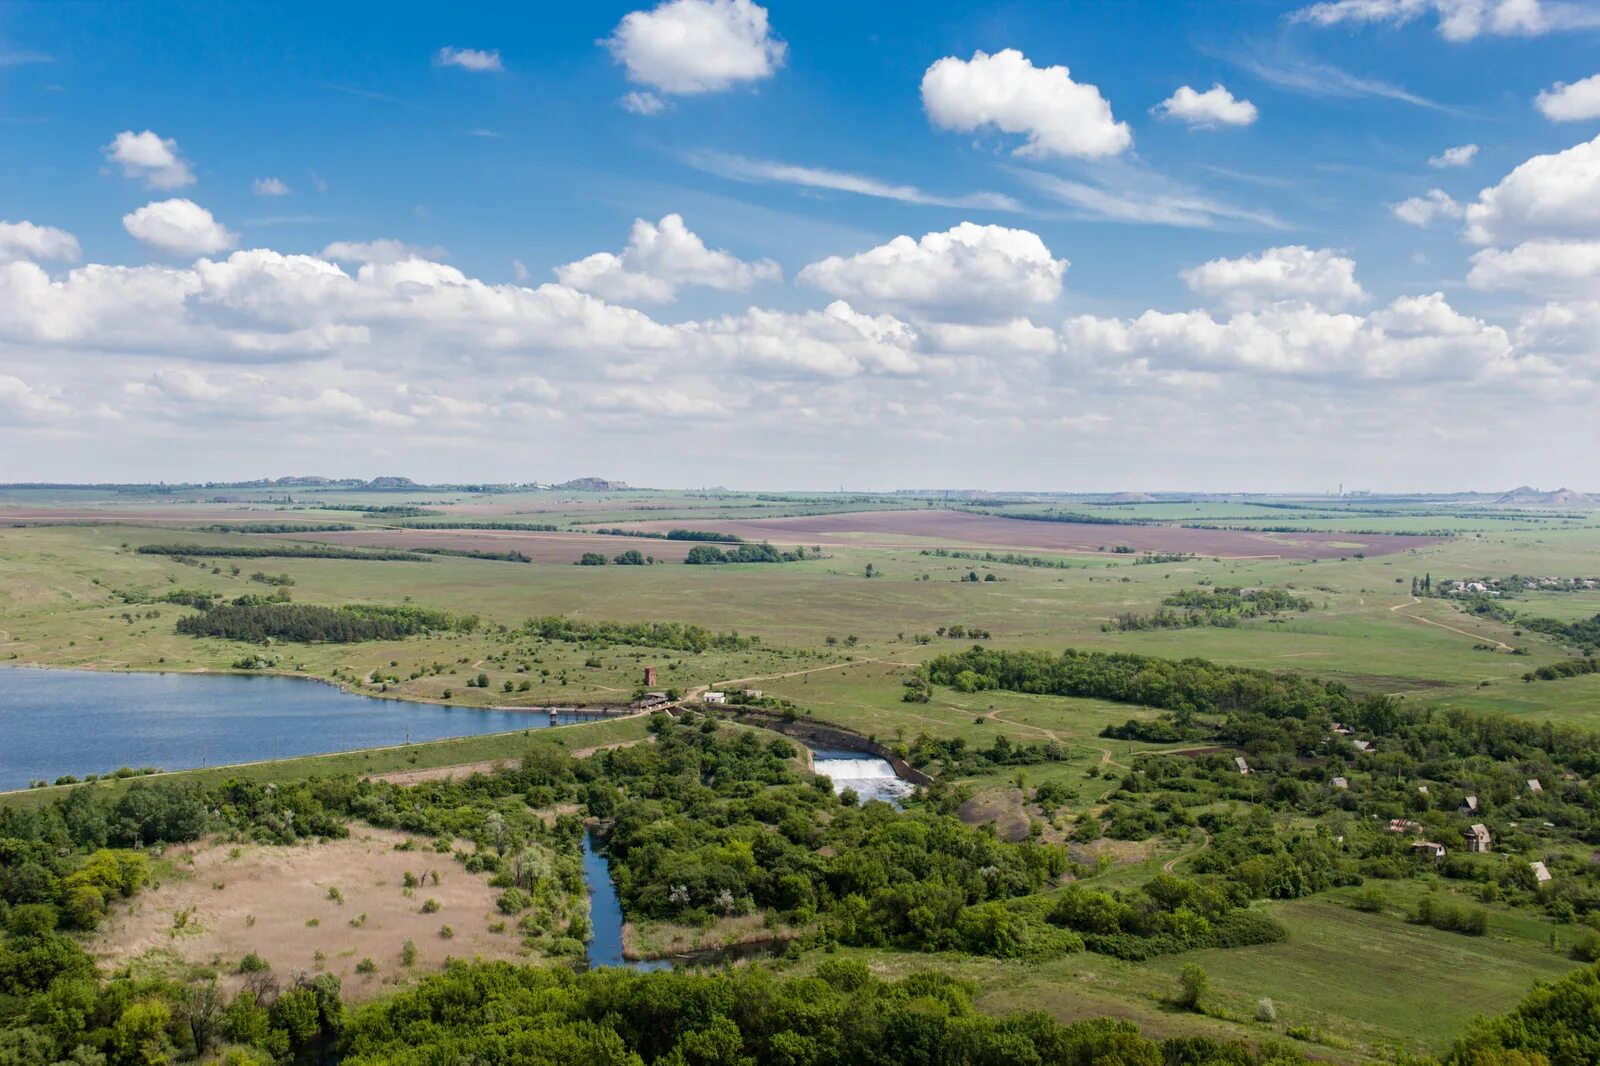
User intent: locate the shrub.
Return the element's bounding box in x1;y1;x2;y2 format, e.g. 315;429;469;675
1176;963;1208;1011
237;952;270;974
497;887;532;914
420;898;441;914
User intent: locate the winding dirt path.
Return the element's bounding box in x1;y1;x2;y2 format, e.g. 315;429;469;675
1161;827;1212;874
708;655;918;693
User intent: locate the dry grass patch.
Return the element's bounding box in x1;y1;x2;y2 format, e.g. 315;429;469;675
91;826;531;998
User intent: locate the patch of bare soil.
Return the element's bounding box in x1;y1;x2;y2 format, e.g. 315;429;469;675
91;826;531;999
957;787;1033;843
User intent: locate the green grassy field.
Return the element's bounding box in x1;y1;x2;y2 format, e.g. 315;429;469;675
5;488;1600;1060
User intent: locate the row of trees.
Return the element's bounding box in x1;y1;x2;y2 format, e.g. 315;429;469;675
137;543;427;562
684;542;812;564
176;603;472;644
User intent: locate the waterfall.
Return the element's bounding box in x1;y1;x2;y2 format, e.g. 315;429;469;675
812;750;915;806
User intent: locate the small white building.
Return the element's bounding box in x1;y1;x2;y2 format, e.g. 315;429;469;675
703;691;726;704
1460;795;1480;814
1331;776;1349;790
1234;756;1250;775
1531;861;1552;883
1352;739;1373;753
1528;779;1543;793
1413;841;1447;861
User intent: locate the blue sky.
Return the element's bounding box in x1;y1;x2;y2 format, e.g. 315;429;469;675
2;0;1599;489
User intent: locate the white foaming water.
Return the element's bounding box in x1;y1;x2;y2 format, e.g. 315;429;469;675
813;752;916;806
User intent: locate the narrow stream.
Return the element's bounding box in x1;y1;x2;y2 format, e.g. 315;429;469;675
580;829;670;971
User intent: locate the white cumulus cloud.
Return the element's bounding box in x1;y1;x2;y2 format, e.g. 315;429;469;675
1154;84;1258;127
555;213;779;304
1537;73;1600;121
604;0;785;94
1464;133;1600;244
1181;246;1367;312
1393;189;1464;227
104;130;195;189
320;240;445;263
122;199;238;258
1468;239;1600;296
921;48;1131;159
0;220;81;263
435;47;503;72
1429;144;1478;167
798;222;1068;320
1064;293;1510;382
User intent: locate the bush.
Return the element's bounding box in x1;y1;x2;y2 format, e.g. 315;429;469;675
1256;997;1278;1023
496;888;532;914
237;953;270;974
1176;963;1208;1011
420;898;441;914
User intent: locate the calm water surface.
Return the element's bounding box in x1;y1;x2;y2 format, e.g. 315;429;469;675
0;666;591;790
581;829;671;972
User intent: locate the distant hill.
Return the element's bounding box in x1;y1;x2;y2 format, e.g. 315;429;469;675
1108;491;1157;504
366;476;419;489
554;477;630;492
1493;486;1596;506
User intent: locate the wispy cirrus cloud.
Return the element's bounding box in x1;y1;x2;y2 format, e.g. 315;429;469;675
1235;52;1456;112
1012;166;1287;230
0;49;55;67
684;150;1022;211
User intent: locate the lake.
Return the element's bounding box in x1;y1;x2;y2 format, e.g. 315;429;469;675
0;666;599;791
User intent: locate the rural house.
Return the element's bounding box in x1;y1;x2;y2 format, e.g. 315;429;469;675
1412;841;1447;861
1527;779;1543;793
1530;861;1552;884
1463;824;1492;853
1388;819;1419;834
1331;776;1349;790
1460;796;1479;815
1234;756;1250;775
703;691;726;705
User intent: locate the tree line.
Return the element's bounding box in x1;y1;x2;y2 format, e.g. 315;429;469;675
176;603;473;644
137;543;429;562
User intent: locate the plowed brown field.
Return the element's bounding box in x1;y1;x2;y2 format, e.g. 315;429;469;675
599;509;1438;560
